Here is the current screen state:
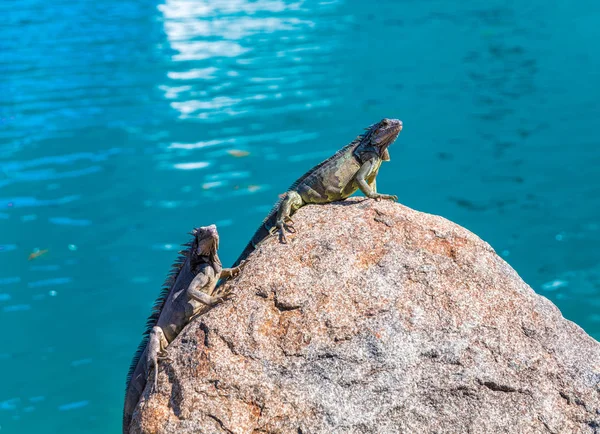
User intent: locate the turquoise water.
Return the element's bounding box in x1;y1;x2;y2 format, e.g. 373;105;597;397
1;0;599;432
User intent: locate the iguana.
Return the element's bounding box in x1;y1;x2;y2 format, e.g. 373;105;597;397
123;224;240;434
233;118;402;266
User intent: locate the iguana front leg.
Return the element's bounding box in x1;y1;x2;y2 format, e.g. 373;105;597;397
219;263;244;279
187;273;227;307
369;178;377;194
356;158;397;201
271;191;303;243
146;326;169;393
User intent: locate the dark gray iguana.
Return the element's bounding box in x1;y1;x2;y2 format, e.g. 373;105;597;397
233;118;402;266
123;225;241;434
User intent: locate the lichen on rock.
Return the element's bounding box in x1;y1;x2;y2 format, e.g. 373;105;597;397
130;198;600;434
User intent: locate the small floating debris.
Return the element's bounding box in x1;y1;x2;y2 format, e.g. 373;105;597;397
226;149;250;158
49;290;58;297
541;279;568;291
68;244;77;251
58;400;89;411
28;249;49;261
247;185;261;193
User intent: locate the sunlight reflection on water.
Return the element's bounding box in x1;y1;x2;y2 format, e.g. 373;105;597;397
0;0;599;432
159;0;323;121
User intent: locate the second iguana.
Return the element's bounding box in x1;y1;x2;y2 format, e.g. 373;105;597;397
233;118;402;266
123;224;240;434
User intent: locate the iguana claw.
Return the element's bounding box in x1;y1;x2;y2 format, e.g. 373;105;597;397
207;291;235;306
203;295;227;307
150;366;163;394
150;353;170;393
217;294;231;303
150;377;158;394
220;291;236;302
278;229;288;244
157;348;172;363
371;193;397;202
274;220;296;243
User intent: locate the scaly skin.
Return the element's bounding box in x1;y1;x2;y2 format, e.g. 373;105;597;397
123;225;241;434
233;118;402;266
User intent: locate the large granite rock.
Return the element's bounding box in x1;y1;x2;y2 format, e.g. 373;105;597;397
130;199;600;434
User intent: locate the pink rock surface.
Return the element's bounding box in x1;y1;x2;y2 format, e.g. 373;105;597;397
130;198;600;434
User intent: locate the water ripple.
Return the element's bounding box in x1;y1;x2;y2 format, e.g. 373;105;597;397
0;277;21;285
0;195;80;208
58;401;89;411
1;1;599;432
158;0;330;121
48;217;92;226
27;277;72;288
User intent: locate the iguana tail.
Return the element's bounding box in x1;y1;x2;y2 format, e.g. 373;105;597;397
232;209;279;267
122;350;147;434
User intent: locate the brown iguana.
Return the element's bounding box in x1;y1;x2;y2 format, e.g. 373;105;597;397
233;118;402;266
123;224;240;434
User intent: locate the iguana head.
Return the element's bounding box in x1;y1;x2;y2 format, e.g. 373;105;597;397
358;118;402;161
191;224;220;261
